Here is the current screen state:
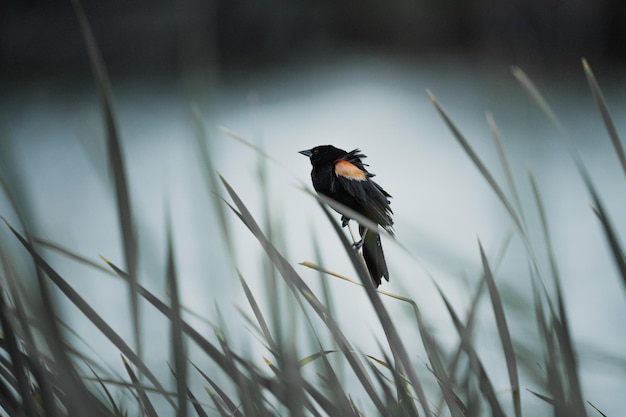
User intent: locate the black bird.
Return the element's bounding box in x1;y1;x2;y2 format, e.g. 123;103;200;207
299;145;393;287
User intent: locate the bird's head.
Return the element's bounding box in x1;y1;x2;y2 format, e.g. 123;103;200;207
299;145;347;166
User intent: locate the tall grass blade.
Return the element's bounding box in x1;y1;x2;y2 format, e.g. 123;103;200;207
166;216;188;417
191;106;235;259
71;0;141;358
4;222;174;409
317;202;428;417
435;283;506;417
216;174;389;415
531;273;566;412
0;288;37;416
582;58;626;178
122;356;158;417
427;91;524;234
479;240;521;417
487;112;526;228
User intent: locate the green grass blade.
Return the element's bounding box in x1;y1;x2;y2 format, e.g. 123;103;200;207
582;58;626;177
71;0;140;358
428;91;524;234
479;240;521;417
122;356;158;417
166;217;188;417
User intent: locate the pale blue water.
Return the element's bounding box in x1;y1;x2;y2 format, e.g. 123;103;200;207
2;53;626;415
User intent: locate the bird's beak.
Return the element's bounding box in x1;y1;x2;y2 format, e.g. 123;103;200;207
299;149;313;157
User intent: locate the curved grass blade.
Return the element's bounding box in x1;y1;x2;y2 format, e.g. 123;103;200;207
122;356;158;417
582;58;626;178
71;0;140;358
479;240;520;417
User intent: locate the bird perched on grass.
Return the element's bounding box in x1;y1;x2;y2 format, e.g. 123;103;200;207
299;145;394;287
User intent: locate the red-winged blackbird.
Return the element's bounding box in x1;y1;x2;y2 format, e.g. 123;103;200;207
300;145;393;287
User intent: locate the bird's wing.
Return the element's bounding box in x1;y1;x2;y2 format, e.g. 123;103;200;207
332;154;394;232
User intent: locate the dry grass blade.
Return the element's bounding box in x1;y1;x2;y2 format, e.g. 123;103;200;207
582;58;626;178
479;241;521;417
427;90;524;235
165;217;188;417
122;356;158;417
71;0;140;358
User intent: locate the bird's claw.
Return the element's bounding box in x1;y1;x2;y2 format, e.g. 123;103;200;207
352;239;363;250
341;215;350;228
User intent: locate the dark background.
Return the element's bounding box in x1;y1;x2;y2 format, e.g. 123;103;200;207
2;0;625;81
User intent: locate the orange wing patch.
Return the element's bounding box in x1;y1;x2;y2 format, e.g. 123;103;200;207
335;160;367;181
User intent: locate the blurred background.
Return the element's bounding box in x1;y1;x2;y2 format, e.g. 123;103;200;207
2;0;626;415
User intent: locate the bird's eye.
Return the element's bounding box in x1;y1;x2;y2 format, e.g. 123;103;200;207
313;149;319;154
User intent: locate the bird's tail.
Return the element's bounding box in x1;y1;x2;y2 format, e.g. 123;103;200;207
359;225;389;287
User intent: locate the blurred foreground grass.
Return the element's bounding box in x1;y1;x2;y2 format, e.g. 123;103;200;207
0;2;624;416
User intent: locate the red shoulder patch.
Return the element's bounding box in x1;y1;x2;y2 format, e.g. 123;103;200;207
335;160;367;181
